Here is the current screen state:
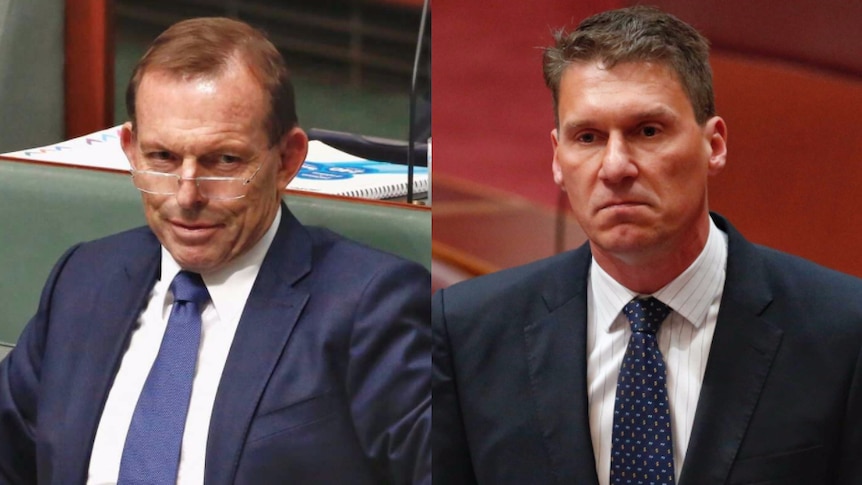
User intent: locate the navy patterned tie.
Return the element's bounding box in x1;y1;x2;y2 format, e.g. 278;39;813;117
118;271;209;484
610;297;675;485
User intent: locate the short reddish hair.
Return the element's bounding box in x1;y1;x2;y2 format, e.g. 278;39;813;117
125;17;297;145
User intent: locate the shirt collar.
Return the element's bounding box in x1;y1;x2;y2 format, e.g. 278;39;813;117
159;206;282;323
591;216;728;332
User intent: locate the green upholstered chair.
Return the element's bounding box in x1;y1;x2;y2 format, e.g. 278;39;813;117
0;159;429;347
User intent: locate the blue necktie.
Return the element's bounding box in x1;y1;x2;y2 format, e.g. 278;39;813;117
118;271;209;484
610;297;675;485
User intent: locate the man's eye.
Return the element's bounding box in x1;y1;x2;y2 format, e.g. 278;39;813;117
642;126;659;137
219;154;242;164
577;133;596;143
147;151;172;160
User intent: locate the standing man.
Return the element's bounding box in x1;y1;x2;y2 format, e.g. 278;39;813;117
0;17;430;484
433;6;862;485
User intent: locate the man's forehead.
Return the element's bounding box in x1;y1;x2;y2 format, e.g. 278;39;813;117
136;66;266;112
138;68;222;91
555;60;697;126
133;77;269;142
559;60;688;97
138;54;258;90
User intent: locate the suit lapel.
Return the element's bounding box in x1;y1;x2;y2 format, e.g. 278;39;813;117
204;206;311;485
59;230;160;482
679;215;783;485
522;246;600;485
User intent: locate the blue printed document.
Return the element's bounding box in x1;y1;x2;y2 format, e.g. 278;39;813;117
294;142;428;199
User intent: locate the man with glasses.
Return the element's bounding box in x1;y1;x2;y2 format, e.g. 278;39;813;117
0;17;430;484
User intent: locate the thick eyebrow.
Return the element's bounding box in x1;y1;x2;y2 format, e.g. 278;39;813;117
628;106;678;124
203;145;257;159
560;120;593;136
137;139;171;152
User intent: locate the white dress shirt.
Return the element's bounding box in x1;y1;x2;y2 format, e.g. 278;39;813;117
87;208;281;485
587;218;728;485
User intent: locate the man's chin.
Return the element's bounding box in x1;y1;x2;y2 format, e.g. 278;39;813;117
589;226;662;261
164;245;225;274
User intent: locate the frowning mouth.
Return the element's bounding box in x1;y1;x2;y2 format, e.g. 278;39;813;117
598;201;647;212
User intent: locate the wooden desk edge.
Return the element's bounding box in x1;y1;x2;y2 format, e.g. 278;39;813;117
432;241;500;277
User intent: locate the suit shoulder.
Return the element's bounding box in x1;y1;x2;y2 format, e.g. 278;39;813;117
750;244;862;328
755;244;862;292
438;249;586;316
719;213;862;295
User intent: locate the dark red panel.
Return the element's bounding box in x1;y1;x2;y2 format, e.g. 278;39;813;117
634;0;862;77
65;0;115;139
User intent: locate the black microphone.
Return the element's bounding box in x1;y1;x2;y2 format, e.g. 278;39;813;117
306;1;430;203
407;0;430;204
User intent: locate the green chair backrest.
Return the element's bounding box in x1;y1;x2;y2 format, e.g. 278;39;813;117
0;160;429;346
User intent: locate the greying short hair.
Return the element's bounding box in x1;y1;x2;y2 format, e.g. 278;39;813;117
543;6;715;125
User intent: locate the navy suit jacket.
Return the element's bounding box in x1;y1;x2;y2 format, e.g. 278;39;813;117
433;214;862;485
0;205;431;484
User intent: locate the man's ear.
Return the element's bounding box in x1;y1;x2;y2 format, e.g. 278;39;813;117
705;116;727;176
550;128;565;190
276;127;309;189
120;122;137;170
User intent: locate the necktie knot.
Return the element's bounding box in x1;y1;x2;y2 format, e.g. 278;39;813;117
170;271;209;305
623;296;670;335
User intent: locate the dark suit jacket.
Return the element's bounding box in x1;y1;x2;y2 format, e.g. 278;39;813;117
433;214;862;485
0;205;431;484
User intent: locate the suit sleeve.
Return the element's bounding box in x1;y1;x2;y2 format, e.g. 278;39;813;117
432;288;478;484
0;244;80;483
345;260;431;485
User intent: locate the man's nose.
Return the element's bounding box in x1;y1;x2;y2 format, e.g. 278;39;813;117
597;133;637;183
174;159;207;206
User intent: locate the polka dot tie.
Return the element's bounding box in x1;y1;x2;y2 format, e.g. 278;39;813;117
610;297;675;485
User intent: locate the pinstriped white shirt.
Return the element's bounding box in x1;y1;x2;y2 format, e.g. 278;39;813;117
587;218;728;485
